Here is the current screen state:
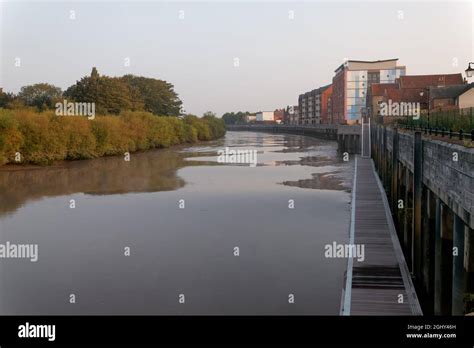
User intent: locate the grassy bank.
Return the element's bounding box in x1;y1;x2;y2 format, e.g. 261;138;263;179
0;109;225;165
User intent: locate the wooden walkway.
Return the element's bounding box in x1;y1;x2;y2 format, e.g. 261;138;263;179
342;156;422;315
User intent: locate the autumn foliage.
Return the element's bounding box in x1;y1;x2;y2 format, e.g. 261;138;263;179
0;109;225;165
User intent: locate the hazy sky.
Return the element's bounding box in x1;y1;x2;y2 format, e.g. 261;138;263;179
1;0;473;116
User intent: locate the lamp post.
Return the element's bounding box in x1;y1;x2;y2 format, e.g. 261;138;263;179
466;63;474;133
466;62;474;79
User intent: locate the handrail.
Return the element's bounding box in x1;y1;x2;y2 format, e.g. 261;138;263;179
396;124;474;141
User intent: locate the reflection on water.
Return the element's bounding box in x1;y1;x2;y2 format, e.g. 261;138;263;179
0;149;187;217
0;131;353;315
282;172;348;191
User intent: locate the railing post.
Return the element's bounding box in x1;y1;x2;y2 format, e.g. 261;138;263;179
435;201;454;315
391;128;399;211
434;198;442;315
413;132;423;282
383;126;387;188
469;107;473;130
452;215;467;315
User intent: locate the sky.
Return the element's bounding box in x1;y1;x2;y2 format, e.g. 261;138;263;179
0;0;473;116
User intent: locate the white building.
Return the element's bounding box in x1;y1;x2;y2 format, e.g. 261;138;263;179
256;111;274;121
244;114;257;123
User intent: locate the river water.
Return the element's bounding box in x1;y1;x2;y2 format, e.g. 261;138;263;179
0;131;353;315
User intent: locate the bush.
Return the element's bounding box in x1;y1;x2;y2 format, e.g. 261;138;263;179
0;109;226;165
183;115;212;141
0;110;24;165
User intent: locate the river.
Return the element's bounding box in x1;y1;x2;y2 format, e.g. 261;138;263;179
0;131;353;315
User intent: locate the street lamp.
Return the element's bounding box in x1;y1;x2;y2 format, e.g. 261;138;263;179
466;62;474;78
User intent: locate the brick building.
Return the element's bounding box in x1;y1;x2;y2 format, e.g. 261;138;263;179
429;83;474;111
273;109;285;124
320;85;333;124
298;84;331;125
369;73;465;117
283;105;299;125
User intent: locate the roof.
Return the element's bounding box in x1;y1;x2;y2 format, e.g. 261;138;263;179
399;74;463;89
348;59;399;64
299;83;332;98
385;88;428;104
429;83;474;100
370;83;399;96
334;58;399;72
319;83;332;92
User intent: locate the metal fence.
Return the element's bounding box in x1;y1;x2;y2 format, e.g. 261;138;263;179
396;107;474;141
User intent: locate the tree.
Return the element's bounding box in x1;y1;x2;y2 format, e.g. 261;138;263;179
202;111;217;118
202;111;225;139
0;90;16;108
222;111;248;124
121;75;182;116
91;67;99;79
64;68;142;115
18;83;62;111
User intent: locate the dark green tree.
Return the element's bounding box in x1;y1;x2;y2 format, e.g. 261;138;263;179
0;90;16;108
18;83;62;111
121;75;182;116
202;111;225;138
222;111;248;124
64;68;142;114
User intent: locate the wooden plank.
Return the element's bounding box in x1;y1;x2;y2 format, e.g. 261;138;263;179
346;156;422;315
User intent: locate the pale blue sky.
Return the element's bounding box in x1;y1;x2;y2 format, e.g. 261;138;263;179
1;0;472;116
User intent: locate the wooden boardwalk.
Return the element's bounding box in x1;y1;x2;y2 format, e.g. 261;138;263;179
342;156;422;315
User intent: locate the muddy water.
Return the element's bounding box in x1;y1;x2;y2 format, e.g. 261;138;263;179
0;131;352;314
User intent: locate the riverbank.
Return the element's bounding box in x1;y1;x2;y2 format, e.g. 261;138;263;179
0;109;225;166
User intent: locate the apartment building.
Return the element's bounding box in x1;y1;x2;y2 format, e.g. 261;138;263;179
331;59;406;124
288;105;299;125
298;84;331;125
244;114;257;123
282;105;298;125
320;85;333;124
273;109;284;124
255;111;275;122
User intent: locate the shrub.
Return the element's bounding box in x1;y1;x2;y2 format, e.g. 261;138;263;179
0;110;24;164
0;109;225;165
183;115;212;141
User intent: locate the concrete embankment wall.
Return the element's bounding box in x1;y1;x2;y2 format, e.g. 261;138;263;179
226;124;361;154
